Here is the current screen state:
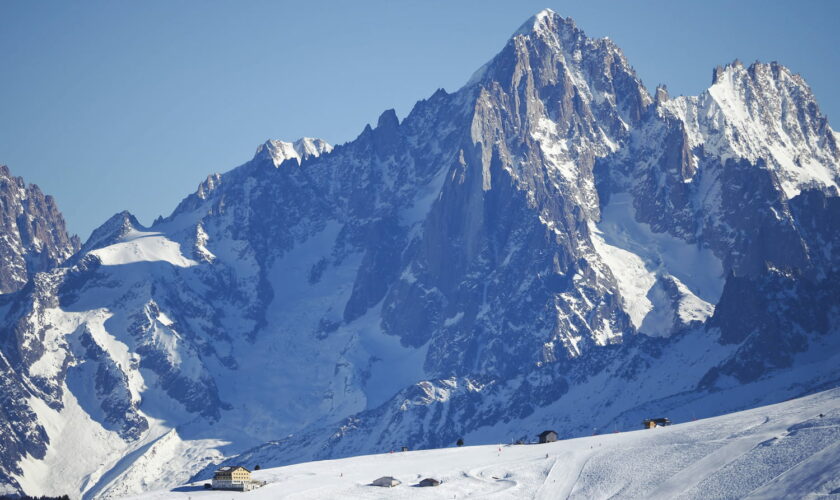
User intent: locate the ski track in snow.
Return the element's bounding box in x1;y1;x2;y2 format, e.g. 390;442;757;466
131;387;840;499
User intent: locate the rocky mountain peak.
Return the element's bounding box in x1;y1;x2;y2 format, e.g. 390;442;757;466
469;10;650;134
0;165;79;293
376;108;399;130
293;137;333;158
80;210;142;254
654;84;670;105
196;173;222;200
509;8;628;70
660;58;840;200
254;137;333;167
711;59;809;97
512;8;571;38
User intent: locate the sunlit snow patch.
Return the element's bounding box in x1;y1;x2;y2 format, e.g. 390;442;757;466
591;193;724;336
89;230;197;267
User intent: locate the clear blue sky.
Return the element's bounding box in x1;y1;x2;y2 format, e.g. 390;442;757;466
2;1;838;239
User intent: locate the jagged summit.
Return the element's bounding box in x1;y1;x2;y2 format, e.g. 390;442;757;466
711;59;806;87
509;8;607;54
253;137;333;167
196;173;222;200
0;164;79;293
654;84;670;105
79;210;143;254
657;57;840;199
293;137;332;158
512;8;566;37
466;7;644;121
467;9;581;88
376;108;399;129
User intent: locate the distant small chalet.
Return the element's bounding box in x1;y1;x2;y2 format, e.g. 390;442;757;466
538;430;558;443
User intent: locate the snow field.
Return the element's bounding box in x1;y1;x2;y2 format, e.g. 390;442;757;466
89;229;197;268
590;192;723;336
134;387;840;499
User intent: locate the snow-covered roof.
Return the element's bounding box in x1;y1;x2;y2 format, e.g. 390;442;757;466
216;465;249;473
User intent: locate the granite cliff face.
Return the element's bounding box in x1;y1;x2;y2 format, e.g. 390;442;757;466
0;165;79;294
0;165;79;496
1;10;839;499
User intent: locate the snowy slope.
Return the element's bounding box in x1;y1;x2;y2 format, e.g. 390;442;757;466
89;229;197;267
137;387;840;499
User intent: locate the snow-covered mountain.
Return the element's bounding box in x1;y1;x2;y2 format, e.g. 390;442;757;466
1;9;839;499
253;137;333;167
0;165;79;294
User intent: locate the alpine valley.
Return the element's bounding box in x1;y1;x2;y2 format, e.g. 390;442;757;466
1;9;839;499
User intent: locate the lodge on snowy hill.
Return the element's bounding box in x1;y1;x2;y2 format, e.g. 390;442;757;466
642;418;672;429
538;430;558;443
212;465;262;491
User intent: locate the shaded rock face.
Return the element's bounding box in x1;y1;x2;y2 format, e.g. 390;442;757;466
381;13;652;377
204;12;840;476
0;165;80;294
2;9;840;499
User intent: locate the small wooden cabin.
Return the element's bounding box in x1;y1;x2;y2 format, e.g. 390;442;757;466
538;430;558;443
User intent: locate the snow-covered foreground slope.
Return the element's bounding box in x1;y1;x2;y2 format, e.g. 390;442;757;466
137;388;840;499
